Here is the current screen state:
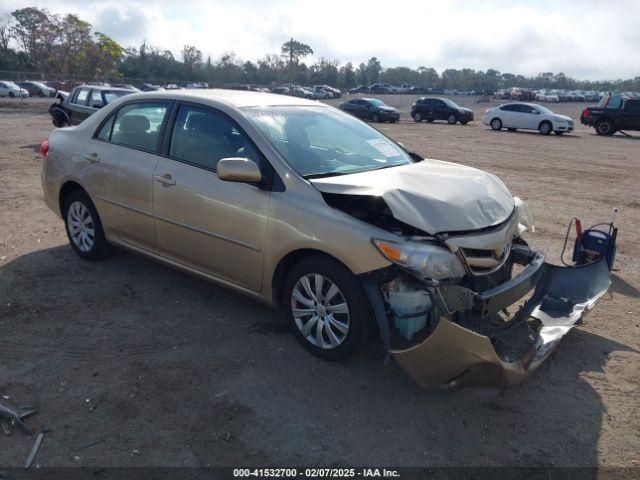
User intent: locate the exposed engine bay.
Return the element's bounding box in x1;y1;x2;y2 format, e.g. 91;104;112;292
329;197;613;389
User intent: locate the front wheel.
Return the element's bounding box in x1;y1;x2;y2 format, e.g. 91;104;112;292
63;190;112;261
538;121;552;135
413;112;423;122
447;114;457;124
8;91;14;98
490;118;502;130
282;255;372;361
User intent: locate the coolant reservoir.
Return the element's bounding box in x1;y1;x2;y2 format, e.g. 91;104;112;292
389;290;431;340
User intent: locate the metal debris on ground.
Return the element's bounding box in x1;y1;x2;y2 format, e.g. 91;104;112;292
0;399;38;435
25;429;47;469
72;436;106;452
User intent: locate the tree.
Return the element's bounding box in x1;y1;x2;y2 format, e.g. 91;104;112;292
181;44;202;70
0;14;13;52
11;7;60;70
340;62;356;89
281;38;313;85
365;57;381;84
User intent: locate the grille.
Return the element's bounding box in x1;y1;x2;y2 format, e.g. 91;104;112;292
459;241;512;275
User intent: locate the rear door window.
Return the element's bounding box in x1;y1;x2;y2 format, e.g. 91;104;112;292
72;88;90;105
110;102;170;152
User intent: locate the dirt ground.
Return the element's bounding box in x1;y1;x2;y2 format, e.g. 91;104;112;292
0;94;638;469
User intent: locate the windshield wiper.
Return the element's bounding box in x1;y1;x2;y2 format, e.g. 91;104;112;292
303;171;355;180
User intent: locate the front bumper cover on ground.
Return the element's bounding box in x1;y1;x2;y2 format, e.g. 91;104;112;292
385;254;611;389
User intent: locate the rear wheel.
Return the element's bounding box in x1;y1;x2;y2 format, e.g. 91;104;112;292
282;255;371;361
538;121;552;135
595;119;615;136
8;91;14;98
490;118;502;130
371;112;380;123
63;190;112;261
413;112;423;122
447;114;457;124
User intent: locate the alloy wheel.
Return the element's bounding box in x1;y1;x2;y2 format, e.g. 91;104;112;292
67;201;95;253
290;273;350;350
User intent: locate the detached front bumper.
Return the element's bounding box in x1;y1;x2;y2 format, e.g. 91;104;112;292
378;249;611;389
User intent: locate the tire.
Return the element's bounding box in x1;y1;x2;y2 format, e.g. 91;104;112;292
447;114;457;124
38;90;44;97
413;112;423;122
507;128;517;132
371;112;380;123
595;119;615;136
538;121;552;135
8;91;14;98
63;190;112;261
282;255;372;361
51;111;69;128
490;118;502;130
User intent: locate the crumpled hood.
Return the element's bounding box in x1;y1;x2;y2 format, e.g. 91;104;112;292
311;160;515;233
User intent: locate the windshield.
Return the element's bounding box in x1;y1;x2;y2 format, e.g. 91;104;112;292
442;98;460;109
246;106;413;178
533;104;552;114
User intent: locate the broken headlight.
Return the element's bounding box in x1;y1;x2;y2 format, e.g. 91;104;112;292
373;239;466;280
514;196;535;234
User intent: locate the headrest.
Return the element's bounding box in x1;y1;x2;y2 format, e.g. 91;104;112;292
119;115;150;132
186;113;223;135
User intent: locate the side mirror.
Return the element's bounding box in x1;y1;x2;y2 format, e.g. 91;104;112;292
92;103;103;109
217;157;262;183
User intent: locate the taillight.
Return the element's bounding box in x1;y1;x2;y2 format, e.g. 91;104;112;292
40;139;49;157
581;107;590;118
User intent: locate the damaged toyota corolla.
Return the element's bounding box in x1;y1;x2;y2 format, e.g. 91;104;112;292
41;90;616;389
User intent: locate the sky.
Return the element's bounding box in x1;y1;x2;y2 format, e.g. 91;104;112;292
2;0;640;80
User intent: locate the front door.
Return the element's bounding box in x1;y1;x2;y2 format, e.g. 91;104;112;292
152;103;270;292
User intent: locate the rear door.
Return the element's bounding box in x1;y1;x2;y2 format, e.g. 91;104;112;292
86;100;171;252
432;99;448;120
152;102;271;292
68;88;93;124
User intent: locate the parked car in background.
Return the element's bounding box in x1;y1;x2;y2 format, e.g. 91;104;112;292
0;81;29;98
311;86;332;99
348;86;370;94
19;81;56;97
483;102;573;135
581;92;640;135
140;84;165;92
411;97;473;124
370;83;395;94
271;86;291;95
535;89;560;103
39;89;611;389
49;85;136;127
292;87;314;99
339;97;399;123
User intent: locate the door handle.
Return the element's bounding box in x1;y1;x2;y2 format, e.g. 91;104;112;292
154;173;176;186
85;153;100;163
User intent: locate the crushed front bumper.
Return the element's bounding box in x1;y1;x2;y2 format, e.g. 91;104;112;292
381;250;611;389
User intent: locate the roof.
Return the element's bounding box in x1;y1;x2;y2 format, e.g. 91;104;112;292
132;88;326;108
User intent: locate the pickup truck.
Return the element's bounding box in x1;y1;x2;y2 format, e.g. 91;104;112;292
580;93;640;135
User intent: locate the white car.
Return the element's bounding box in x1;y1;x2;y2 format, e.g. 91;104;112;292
535;89;559;103
483;102;574;135
0;81;29;98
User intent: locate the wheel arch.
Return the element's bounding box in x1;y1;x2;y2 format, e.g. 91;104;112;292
538;119;553;130
271;248;352;307
58;180;88;216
